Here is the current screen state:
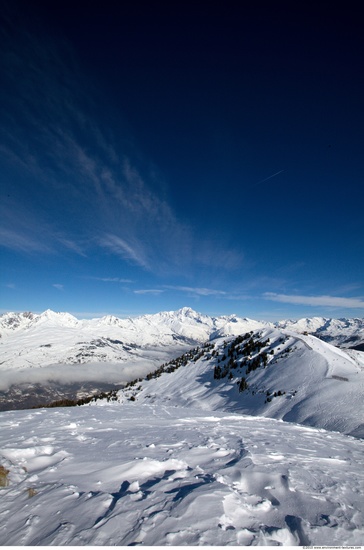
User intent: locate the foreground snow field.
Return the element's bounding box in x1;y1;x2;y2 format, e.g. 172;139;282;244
1;404;364;546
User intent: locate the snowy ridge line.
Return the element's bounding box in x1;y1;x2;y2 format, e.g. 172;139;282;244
91;328;364;438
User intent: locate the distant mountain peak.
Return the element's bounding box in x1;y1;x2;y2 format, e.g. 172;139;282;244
178;306;196;315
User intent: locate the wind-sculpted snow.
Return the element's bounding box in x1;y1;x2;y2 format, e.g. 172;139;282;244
1;404;363;546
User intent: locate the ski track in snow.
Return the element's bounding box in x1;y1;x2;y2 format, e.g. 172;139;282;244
1;404;364;546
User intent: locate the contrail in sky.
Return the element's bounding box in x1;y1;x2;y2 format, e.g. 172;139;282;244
254;169;285;186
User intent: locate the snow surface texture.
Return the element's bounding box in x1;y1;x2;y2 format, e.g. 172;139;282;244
1;404;364;546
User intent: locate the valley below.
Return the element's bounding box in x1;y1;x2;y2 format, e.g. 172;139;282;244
0;381;122;412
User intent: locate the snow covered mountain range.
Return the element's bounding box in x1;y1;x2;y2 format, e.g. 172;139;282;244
2;306;363;342
0;308;266;409
0;306;266;346
0;307;363;410
276;316;364;350
1;307;363;368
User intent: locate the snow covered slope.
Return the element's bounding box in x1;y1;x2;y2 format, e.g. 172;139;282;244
1;404;363;546
106;328;364;438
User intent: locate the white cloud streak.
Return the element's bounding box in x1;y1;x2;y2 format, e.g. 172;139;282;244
52;284;64;291
90;277;134;284
56;237;87;257
255;169;285;186
0;218;88;258
164;285;227;297
99;234;150;269
264;292;364;309
134;289;164;295
0;227;53;254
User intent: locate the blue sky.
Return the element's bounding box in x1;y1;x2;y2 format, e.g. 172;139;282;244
1;1;363;320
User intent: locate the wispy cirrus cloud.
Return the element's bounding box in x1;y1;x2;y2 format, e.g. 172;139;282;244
0;204;87;258
56;236;87;257
52;284;64;291
5;283;16;289
264;292;364;309
163;285;253;302
98;234;150;270
134;289;164;295
0;227;53;254
164;285;227;297
253;169;285;187
89;277;134;284
0;6;244;278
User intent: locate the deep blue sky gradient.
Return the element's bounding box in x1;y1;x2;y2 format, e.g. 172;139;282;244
1;1;363;319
